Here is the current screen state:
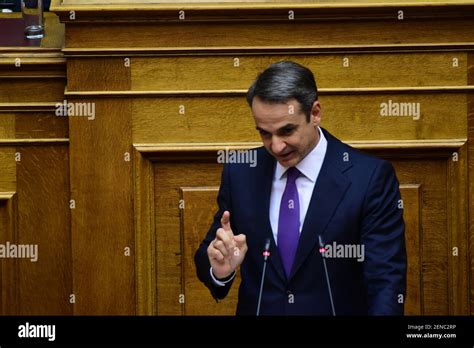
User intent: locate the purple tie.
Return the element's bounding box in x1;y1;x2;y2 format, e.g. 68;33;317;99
277;167;301;277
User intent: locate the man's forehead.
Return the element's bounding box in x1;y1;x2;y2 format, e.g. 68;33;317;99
253;100;302;116
253;97;299;107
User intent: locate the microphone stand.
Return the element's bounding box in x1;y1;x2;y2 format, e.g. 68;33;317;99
319;235;336;316
256;238;271;316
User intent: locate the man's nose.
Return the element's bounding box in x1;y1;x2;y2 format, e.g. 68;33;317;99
271;136;286;154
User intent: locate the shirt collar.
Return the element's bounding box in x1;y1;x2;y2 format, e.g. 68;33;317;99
275;127;327;182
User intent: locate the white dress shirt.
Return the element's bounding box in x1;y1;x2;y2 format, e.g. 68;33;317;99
211;127;327;285
269;127;327;244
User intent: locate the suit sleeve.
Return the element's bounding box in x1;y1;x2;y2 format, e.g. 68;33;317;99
361;160;407;315
194;163;235;301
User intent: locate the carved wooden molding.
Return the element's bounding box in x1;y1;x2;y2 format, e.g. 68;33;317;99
61;43;474;56
134;139;466;154
0;103;59;112
0;192;18;315
51;0;474;22
65;87;474;97
0;139;69;146
133;149;157;315
0;192;15;201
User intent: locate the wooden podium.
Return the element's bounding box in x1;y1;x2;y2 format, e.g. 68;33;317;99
0;0;473;315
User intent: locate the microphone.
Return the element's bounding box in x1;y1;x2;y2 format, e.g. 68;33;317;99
318;235;336;316
256;238;271;316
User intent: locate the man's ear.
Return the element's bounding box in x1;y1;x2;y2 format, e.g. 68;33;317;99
311;101;321;126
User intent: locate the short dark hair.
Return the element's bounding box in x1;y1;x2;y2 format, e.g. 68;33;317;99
246;61;318;122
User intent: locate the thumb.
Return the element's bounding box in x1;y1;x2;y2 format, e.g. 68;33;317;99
221;210;231;232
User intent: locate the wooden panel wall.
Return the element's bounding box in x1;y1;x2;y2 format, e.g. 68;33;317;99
0;12;71;315
55;0;474;315
1;1;472;315
68;98;135;315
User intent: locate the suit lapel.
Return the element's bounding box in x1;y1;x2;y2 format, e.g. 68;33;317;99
289;129;352;281
253;148;287;283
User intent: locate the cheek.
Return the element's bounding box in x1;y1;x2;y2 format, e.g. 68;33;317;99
262;138;272;151
299;128;314;147
288;133;304;151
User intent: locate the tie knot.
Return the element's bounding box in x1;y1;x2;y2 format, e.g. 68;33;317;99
286;167;300;183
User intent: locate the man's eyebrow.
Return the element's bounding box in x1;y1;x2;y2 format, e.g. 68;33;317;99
278;124;297;130
256;126;270;133
276;124;298;134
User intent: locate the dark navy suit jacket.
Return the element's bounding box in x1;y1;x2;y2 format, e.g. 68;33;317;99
195;128;406;315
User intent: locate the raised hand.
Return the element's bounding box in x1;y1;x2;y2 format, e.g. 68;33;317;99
207;211;248;279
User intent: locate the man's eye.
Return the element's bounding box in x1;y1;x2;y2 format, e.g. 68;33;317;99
280;128;295;135
259;131;270;137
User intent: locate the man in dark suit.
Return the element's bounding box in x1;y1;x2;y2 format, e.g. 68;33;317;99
194;61;407;315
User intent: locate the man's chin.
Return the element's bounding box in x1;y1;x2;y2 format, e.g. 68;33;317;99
276;153;299;167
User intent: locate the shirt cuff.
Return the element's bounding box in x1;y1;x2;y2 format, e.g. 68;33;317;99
210;267;236;286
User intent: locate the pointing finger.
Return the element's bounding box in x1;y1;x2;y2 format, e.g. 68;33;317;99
221;211;231;232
